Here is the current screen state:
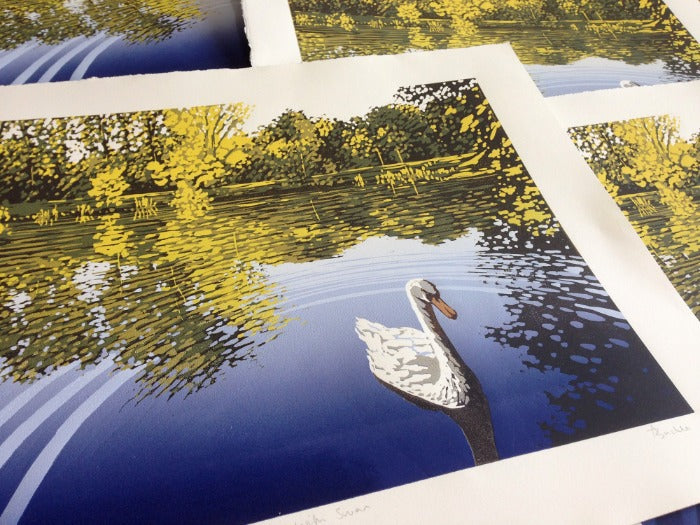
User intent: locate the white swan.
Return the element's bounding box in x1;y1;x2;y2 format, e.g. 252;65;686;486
619;80;640;88
356;278;498;464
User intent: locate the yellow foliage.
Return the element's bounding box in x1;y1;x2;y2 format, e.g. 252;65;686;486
32;206;59;226
161;103;251;183
349;128;372;158
75;203;94;223
315;118;335;138
267;139;288;158
325;13;356;31
499;185;516;197
462;150;486;166
146;161;168;187
498;182;557;237
429;0;496;37
295;13;312;26
224;149;248;166
610;116;696;215
171;181;212;220
93;213;133;260
407;27;435;48
339;14;356;31
88;166;129;208
489;121;502;140
460;114;476;132
0;206;10;235
397;2;422;24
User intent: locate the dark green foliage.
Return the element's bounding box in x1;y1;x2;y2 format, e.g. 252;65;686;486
0;111;171;204
1;79;510;204
288;0;658;21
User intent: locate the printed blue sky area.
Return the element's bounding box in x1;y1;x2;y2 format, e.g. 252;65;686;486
0;0;249;86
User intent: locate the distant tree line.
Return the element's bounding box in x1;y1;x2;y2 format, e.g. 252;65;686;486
0;79;516;206
288;0;662;23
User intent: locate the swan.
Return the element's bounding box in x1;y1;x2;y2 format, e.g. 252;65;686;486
619;80;640;88
356;278;498;465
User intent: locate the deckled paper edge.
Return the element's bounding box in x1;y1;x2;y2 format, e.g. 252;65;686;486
666;0;700;42
545;80;700;357
0;44;698;525
546;80;700;335
240;0;700;73
241;0;301;66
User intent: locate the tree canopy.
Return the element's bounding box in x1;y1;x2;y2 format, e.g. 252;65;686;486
288;0;657;22
0;79;521;213
570;116;698;212
570;115;699;316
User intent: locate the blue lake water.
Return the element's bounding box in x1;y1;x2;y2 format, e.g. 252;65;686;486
0;177;691;523
0;0;249;86
525;57;695;96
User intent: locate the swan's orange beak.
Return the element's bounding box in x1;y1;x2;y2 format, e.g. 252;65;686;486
431;296;458;320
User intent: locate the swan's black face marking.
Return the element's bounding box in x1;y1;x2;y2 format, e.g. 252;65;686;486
407;278;438;303
422;280;438;298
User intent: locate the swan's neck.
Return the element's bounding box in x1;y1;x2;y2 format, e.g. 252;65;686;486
408;293;454;354
407;289;474;405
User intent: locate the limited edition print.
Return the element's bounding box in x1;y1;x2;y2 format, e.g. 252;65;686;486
570;114;699;318
253;0;700;95
0;78;692;523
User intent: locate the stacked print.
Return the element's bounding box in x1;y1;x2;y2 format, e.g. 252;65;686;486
0;1;699;524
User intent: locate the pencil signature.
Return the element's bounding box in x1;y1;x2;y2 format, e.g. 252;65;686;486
292;504;371;525
647;423;692;439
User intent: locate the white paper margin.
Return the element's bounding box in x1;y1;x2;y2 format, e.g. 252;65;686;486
548;80;700;133
0;44;698;525
242;0;301;66
666;0;700;42
242;0;700;73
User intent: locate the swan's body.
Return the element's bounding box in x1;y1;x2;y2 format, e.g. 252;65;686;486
620;80;640;88
356;279;498;464
355;321;471;409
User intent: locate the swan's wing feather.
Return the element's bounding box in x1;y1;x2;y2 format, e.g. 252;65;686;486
355;317;468;408
356;318;434;359
356;318;425;344
356;318;441;392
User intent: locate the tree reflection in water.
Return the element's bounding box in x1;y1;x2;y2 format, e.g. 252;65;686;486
0;213;288;400
477;218;687;444
0;160;690;440
0;1;204;50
